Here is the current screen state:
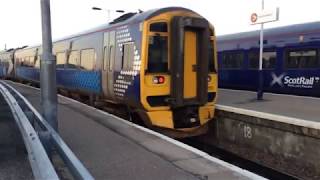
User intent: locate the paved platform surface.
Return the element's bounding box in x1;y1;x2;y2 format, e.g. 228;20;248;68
217;89;320;123
6;81;262;180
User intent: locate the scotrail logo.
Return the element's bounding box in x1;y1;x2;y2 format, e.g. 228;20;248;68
270;73;320;89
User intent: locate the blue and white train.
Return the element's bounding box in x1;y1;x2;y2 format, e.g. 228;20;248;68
0;7;218;137
217;21;320;97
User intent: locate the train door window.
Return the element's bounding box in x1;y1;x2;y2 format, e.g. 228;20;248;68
208;40;215;72
35;56;41;68
248;51;276;69
56;52;66;68
220;52;244;69
147;35;168;73
103;46;108;70
29;56;35;67
109;46;115;71
122;42;134;70
80;49;95;70
286;49;318;69
68;50;79;69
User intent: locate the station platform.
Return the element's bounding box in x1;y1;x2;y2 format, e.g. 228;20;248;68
217;88;319;123
5;81;263;180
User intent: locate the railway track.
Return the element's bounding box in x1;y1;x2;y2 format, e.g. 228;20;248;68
181;138;300;180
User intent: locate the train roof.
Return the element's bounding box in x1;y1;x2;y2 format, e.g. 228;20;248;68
20;7;197;50
54;7;197;42
217;21;320;42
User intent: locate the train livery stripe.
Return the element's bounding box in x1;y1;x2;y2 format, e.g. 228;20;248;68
16;67;102;93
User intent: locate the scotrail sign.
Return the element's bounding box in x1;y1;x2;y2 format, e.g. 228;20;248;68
251;8;279;25
270;73;320;89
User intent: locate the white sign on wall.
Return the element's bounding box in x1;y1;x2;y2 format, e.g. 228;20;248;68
251;8;279;25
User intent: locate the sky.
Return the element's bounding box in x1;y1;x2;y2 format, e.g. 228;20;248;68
0;0;319;50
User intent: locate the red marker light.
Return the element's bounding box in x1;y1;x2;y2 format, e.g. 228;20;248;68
153;76;165;84
158;76;165;84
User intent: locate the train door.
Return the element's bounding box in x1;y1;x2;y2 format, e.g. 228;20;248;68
183;30;197;99
102;31;116;98
171;17;209;107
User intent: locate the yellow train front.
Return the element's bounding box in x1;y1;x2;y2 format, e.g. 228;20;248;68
10;7;217;138
137;7;217;137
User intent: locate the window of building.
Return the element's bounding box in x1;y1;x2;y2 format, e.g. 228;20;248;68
248;51;277;69
67;50;79;69
286;49;318;69
56;52;66;68
150;22;168;32
147;35;168;73
122;43;134;70
80;49;95;70
220;52;244;69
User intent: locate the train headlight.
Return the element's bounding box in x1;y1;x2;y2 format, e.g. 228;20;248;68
153;76;165;84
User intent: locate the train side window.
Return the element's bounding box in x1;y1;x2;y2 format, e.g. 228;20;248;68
56;52;66;68
220;52;244;69
67;50;79;69
286;50;318;69
147;35;168;73
122;42;134;70
150;22;167;32
248;51;276;69
80;49;95;70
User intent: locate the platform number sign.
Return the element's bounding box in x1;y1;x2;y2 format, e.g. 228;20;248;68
243;125;252;139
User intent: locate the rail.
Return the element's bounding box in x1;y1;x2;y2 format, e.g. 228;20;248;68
0;80;94;180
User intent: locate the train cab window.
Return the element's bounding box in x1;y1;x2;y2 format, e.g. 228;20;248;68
56;52;66;68
147;35;168;73
208;40;215;72
220;52;244;69
80;49;95;70
67;50;79;69
248;51;276;69
122;42;134;70
286;50;318;69
150;22;167;32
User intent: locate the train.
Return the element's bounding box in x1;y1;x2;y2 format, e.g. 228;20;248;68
0;7;218;138
218;21;320;97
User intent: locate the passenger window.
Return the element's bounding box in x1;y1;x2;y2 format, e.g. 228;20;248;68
220;52;244;69
56;52;66;68
122;42;135;70
208;40;215;72
80;49;95;70
150;22;168;32
248;51;276;69
67;50;79;69
147;36;168;73
286;49;318;69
